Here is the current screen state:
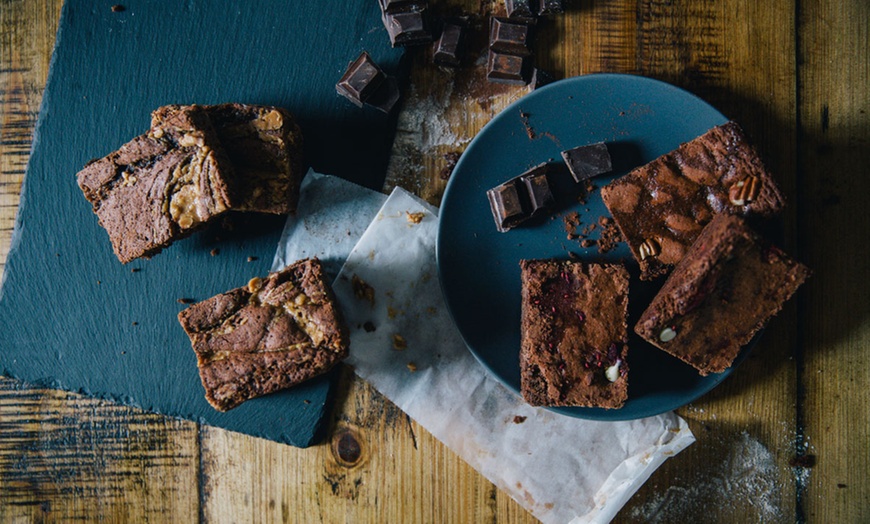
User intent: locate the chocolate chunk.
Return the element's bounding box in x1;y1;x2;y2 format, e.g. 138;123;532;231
561;142;613;182
520;164;554;215
487;180;528;233
505;0;534;19
433;20;466;66
489;17;532;56
486;49;529;85
367;76;402;114
382;7;432;47
336;51;385;107
486;163;554;232
529;68;555;90
538;0;564;15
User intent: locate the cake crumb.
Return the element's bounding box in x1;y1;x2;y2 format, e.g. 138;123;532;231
393;334;407;350
210;248;220;256
407;362;417;372
597;216;623;253
177;298;195;304
247;256;258;262
406;211;425;224
111;4;125;12
513;415;527;424
352;274;375;305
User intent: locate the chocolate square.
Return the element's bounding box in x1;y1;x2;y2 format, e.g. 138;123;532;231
487;180;528;233
486;49;529;85
560;142;612;182
489;17;532;56
521;164;554;215
433;20;466;66
382;7;432;47
336;51;386;107
505;0;534;19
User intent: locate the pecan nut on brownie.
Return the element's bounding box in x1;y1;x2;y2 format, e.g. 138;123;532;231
601;122;785;280
520;259;629;408
152;103;305;215
635;214;810;375
77;105;235;263
178;258;349;411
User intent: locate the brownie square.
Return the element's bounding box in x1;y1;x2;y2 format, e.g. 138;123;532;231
601;122;785;280
178;258;350;411
154;104;305;215
635;214;810;375
77;105;235;263
520;260;629;408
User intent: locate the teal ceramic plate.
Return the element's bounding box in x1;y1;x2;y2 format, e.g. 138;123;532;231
436;73;748;420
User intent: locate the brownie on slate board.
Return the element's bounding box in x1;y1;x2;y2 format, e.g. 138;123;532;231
178;258;350;411
520;260;629;408
601;121;785;280
635;214;810;375
77;104;235;263
153;103;305;215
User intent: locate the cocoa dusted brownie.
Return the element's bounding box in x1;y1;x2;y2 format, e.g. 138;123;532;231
520;260;629;408
77;105;235;263
177;258;349;411
152;104;305;215
601;122;785;280
635;214;810;375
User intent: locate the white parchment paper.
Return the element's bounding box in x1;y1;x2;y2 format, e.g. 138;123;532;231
275;174;695;523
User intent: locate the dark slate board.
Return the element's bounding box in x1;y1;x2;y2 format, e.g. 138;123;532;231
0;0;407;448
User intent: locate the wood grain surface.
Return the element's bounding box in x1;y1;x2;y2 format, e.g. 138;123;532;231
1;1;868;522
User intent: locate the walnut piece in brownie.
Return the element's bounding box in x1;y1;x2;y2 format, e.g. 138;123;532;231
177;258;350;411
601;122;785;280
152;103;304;215
520;260;629;408
635;214;810;375
77;105;235;263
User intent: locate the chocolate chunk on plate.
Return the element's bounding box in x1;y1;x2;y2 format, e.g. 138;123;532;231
178;258;350;412
381;5;432;47
486;163;554;232
560;142;612;182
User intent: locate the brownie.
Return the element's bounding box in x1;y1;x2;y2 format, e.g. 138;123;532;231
635;214;810;375
601;122;785;280
177;258;350;411
77;105;235;263
520;260;629;408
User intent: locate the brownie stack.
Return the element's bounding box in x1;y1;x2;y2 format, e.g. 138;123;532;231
76;103;304;263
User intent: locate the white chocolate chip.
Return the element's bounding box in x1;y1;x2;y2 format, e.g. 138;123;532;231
605;360;621;383
659;327;677;342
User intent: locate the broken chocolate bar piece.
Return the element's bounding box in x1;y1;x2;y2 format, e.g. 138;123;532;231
538;0;564;15
505;0;534;19
561;142;612;182
521;163;554;215
486;163;554;232
382;6;432;47
336;51;386;107
486;49;529;85
177;258;350;411
433;20;466;66
487;180;528;233
489;17;532;56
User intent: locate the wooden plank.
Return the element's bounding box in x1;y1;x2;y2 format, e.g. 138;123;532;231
200;367;537;523
0;378;200;522
0;2;200;521
797;0;870;521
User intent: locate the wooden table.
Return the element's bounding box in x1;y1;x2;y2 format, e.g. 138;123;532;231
1;1;867;522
